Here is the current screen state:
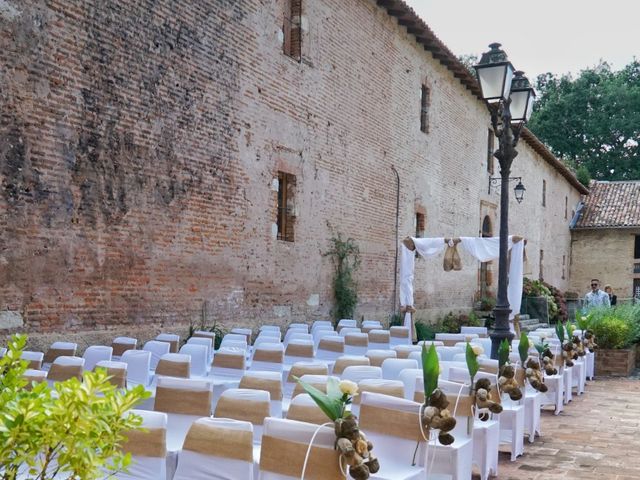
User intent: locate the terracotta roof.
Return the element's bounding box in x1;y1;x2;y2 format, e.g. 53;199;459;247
574;181;640;229
375;0;589;195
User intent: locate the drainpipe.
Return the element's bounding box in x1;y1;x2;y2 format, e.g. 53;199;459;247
391;166;400;319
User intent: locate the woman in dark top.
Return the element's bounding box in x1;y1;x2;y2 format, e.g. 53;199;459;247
604;285;617;306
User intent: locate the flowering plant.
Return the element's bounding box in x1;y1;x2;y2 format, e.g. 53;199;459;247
295;376;357;420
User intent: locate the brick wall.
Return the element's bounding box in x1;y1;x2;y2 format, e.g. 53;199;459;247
0;0;584;344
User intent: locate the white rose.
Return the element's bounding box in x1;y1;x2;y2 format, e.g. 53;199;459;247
339;380;358;396
539;332;548;340
471;345;484;356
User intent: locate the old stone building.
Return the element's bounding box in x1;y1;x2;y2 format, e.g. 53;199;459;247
570;181;640;301
0;0;587;345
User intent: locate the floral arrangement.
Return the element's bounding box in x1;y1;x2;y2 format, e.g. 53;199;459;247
420;344;457;445
497;339;522;401
295;376;379;479
466;343;502;423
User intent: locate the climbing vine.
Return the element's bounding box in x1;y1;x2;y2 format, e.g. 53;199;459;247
324;234;360;322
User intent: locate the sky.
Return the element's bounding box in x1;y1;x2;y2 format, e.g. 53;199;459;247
404;0;640;80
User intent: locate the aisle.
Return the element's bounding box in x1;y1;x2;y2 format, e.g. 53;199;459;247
492;375;640;479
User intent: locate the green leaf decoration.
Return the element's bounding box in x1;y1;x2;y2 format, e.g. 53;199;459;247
555;322;565;343
465;342;479;383
498;339;510;369
294;376;343;421
422;344;440;402
518;333;530;364
566;322;575;339
534;341;548;355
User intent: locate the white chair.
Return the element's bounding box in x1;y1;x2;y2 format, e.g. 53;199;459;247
285;362;329;398
284;333;313;348
332;355;370;376
284;339;314;365
381;358;418;380
290;374;339;399
344;332;369;356
211;347;246;381
153;376;213;452
288;323;309;332
214;388;270;444
339;327;361;337
259;417;344;480
250;343;284;374
337;319;357;332
143;340;171;371
191;330;216;343
254;336;282;350
417;340;444;348
435;333;479;346
187;337;213;363
368;329;391;350
47;356;84;385
539;370;564;415
121;350;152;387
260;325;281;333
156;333;180;353
571;357;586;395
43;342;77;365
94;360;127;388
221;334;249;349
524;383;543;443
341;365;382;383
435;346;465;361
112;337;137;358
311;320;333;333
563;365;574;404
366;349;397;367
398;368;423;402
114;410;167;480
359;392;429;480
173;417;254;480
389;326;411;346
361;320;383;334
179;344;209;377
313;329;338;349
461;326;488;337
23;368;48;389
393;344;422;359
230;328;252;345
239;370;284;418
257;330;281;341
155;353;191;379
286;393;330;425
316;336;345;363
82;345;113;371
21;350;44;370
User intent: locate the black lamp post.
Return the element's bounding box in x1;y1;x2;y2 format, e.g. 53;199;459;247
474;43;536;359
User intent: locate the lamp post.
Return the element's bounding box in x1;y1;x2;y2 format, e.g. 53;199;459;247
474;43;536;359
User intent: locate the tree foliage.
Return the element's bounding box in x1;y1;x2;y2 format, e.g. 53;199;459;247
324;234;360;322
529;60;640;180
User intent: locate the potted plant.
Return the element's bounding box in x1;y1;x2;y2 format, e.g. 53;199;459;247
586;306;638;376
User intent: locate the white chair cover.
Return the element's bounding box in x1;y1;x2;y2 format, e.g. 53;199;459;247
21;350;44;370
286;393;329;425
156;333;180;353
316;336;344;362
179;344;209;377
43;341;77;365
337;319;357;332
250;343;284;374
311;321;333;332
211;347;246;380
341;365;382;383
381;358;419;380
173;417;254;480
461;326;488;336
82;345;113;371
112;337;137;357
344;332;369;356
366;349;397;367
368;329;390;348
312;329;338;349
339;327;361;337
94;360;127;388
288;323;309;332
393;345;422;359
221;334;249;348
239;370;284;418
121;350;152;387
231;328;252;344
155;353;191;380
143;340;171;371
389;326;411;347
260;325;281;333
435;346;465;361
214;388;270;444
254;336;282;350
187;337;213;363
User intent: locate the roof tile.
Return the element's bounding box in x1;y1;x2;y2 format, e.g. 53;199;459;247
575;181;640;228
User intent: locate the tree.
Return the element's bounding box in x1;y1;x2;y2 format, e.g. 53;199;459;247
528;60;640;180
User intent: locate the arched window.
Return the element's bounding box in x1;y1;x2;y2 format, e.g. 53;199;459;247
481;216;492;238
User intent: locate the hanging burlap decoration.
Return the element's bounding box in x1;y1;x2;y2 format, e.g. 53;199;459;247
443;238;462;271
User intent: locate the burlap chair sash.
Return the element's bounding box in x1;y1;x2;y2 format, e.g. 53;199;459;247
48;364;83;382
192;332;216;340
292;381;327;398
215;396;270;425
260;434;343;480
361;326;376;335
317;339;344;353
368;332;390;343
155;358;190;378
479;364;499;375
183;423;252;461
353;384;404;404
285;343;314;358
441;339;460;347
154;387;212;416
95;365;126;388
212;352;245;370
27;359;42;370
390;327;409;339
367;355;393;367
515;367;526;387
287;364;328;382
112;343;135;357
239;376;283;400
157;339;178;354
23;372;47;390
122;427;167;458
44;348;75;364
345;335;369;347
253;349;284;364
333;358;369;375
359;404;425;441
287;404;329;425
410;393;474;417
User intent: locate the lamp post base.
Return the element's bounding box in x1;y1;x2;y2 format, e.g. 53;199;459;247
489;305;514;359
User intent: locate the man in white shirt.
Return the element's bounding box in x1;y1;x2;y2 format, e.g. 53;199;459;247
584;279;611;309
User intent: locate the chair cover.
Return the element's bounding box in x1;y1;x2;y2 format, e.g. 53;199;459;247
284;331;313;346
461;326;488;336
82;345;113;371
230;328;252;346
221;334;249;349
179;344;209;377
336;319;357;332
524;386;542;443
94;360;127;388
156;333;180;353
367;329;391;350
214;388;270;443
254;336;282;350
191;330;216;342
250;343;284;373
21;350;44;370
361;320;383;334
381;358;419;380
155;353;191;379
173;417;254;480
285;361;329;397
291;374;339;398
43;341;77;364
435;333;479;346
571;358;586;395
435;346;465;361
211;347;246;379
366;349;397;367
23;368;47;390
344;332;369;356
260;325;281;333
47;356;84;383
393;345;422;359
115;410;167;480
187;337;213;363
259;417;343;480
112;337;137;357
339;327;361;337
143;340;171;371
121;350;152;387
539;371;564;415
286;393;331;425
284;339;315;365
239;370;284;418
341;365;382;383
563;366;574;404
314;330;341;351
288;323;309;332
311;320;333;332
333;355;370;375
389;326;411;347
351;379;405;416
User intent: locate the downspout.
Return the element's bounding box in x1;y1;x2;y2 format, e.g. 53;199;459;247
391;165;400;319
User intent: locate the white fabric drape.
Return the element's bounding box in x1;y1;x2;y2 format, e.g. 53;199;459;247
413;237;447;258
507;240;524;326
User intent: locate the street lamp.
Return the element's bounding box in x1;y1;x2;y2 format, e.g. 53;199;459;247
488;176;526;204
475;43;536;359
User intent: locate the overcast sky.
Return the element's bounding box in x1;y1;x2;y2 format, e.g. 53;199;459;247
404;0;640;80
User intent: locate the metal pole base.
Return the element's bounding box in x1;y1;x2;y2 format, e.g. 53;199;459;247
489;305;514;359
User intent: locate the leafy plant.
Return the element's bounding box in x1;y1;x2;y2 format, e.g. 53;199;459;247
187;318;227;350
479;294;496;312
497;339;510;369
518;332;530;364
421;344;439;401
415;321;437;341
324;234;360;322
438;311;483;334
0;335;149;480
555;322;565;344
586;304;640;349
590;317;631;349
294;376;357;421
465;343;480;385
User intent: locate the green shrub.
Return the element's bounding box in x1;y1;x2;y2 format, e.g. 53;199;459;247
590;317;631;349
0;335;149;479
415;322;437;341
324;234;360;322
438;311;483;333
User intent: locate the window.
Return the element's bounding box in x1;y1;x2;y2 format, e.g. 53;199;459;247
486;129;494;174
283;0;302;61
634;279;640;299
635;235;640;259
564;196;568;219
542;180;547;207
415;212;425;238
420;85;430;133
562;255;566;280
277;172;296;242
539;249;544;281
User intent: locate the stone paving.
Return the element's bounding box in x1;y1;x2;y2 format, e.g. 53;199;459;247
491;375;640;479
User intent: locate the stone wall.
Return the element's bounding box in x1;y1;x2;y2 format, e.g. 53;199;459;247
0;0;584;346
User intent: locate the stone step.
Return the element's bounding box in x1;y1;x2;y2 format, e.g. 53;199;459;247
519;317;541;327
519;314;531;321
520;323;549;333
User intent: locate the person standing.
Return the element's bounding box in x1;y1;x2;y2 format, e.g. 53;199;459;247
604;285;617;306
584;279;611;309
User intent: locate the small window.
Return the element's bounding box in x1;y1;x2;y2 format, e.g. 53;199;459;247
635;235;640;259
415;212;425;238
283;0;302;61
486;129;494;174
420;85;430;133
277;172;296;242
564;196;568;219
539;249;544;281
542;180;547;207
562;255;566;280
